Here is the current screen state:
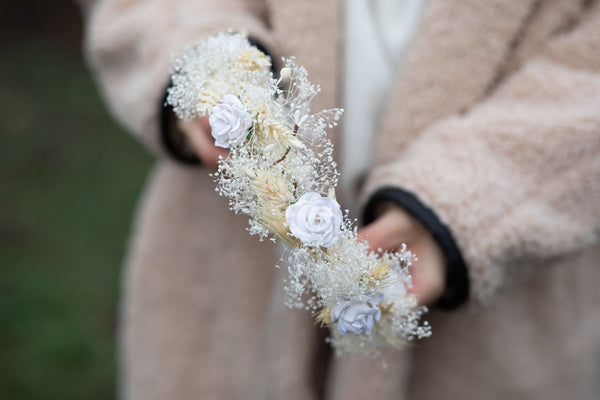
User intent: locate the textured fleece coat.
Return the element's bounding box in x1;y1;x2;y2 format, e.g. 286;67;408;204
80;0;600;399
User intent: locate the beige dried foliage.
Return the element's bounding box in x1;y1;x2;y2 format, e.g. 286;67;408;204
315;306;333;327
257;205;298;246
195;82;221;115
368;259;392;284
233;48;271;71
254;108;305;149
252;169;294;209
250;170;299;245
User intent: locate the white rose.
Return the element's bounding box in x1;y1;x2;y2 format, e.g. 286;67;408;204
285;192;343;247
209;94;252;148
331;293;383;336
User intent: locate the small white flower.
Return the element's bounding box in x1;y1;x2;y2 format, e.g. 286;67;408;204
293;109;309;126
206;32;247;53
331;293;383;336
209;94;252;148
280;67;292;79
285;192;342;247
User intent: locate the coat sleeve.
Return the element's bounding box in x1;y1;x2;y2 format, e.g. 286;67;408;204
363;4;600;304
77;0;274;157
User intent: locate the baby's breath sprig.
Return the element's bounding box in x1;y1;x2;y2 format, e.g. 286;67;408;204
167;32;431;355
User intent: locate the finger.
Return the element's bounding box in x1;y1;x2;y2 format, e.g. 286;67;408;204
357;208;416;253
197;117;230;164
403;232;446;306
407;248;446;307
177;118;229;169
199;115;211;134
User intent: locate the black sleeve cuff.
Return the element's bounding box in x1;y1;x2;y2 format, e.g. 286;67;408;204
363;187;470;310
160;87;202;165
159;36;277;166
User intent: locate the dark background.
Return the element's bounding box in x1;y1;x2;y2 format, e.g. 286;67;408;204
1;1;152;398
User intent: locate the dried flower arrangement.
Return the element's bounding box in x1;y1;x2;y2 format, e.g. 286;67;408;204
167;32;431;355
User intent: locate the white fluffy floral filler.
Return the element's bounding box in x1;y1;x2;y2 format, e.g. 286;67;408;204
167;32;431;355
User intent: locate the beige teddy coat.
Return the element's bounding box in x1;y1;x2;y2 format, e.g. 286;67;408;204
79;0;600;399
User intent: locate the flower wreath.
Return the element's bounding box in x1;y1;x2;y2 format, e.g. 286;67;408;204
167;32;431;355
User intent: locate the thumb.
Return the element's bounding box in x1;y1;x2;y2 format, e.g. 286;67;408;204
177;117;229;169
357;207;416;253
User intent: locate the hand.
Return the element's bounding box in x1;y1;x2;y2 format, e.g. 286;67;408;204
357;204;446;307
176;116;229;170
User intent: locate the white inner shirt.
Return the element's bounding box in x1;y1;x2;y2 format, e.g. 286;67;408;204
341;0;427;210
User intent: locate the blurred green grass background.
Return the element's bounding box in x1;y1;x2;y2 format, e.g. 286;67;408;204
0;1;152;398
